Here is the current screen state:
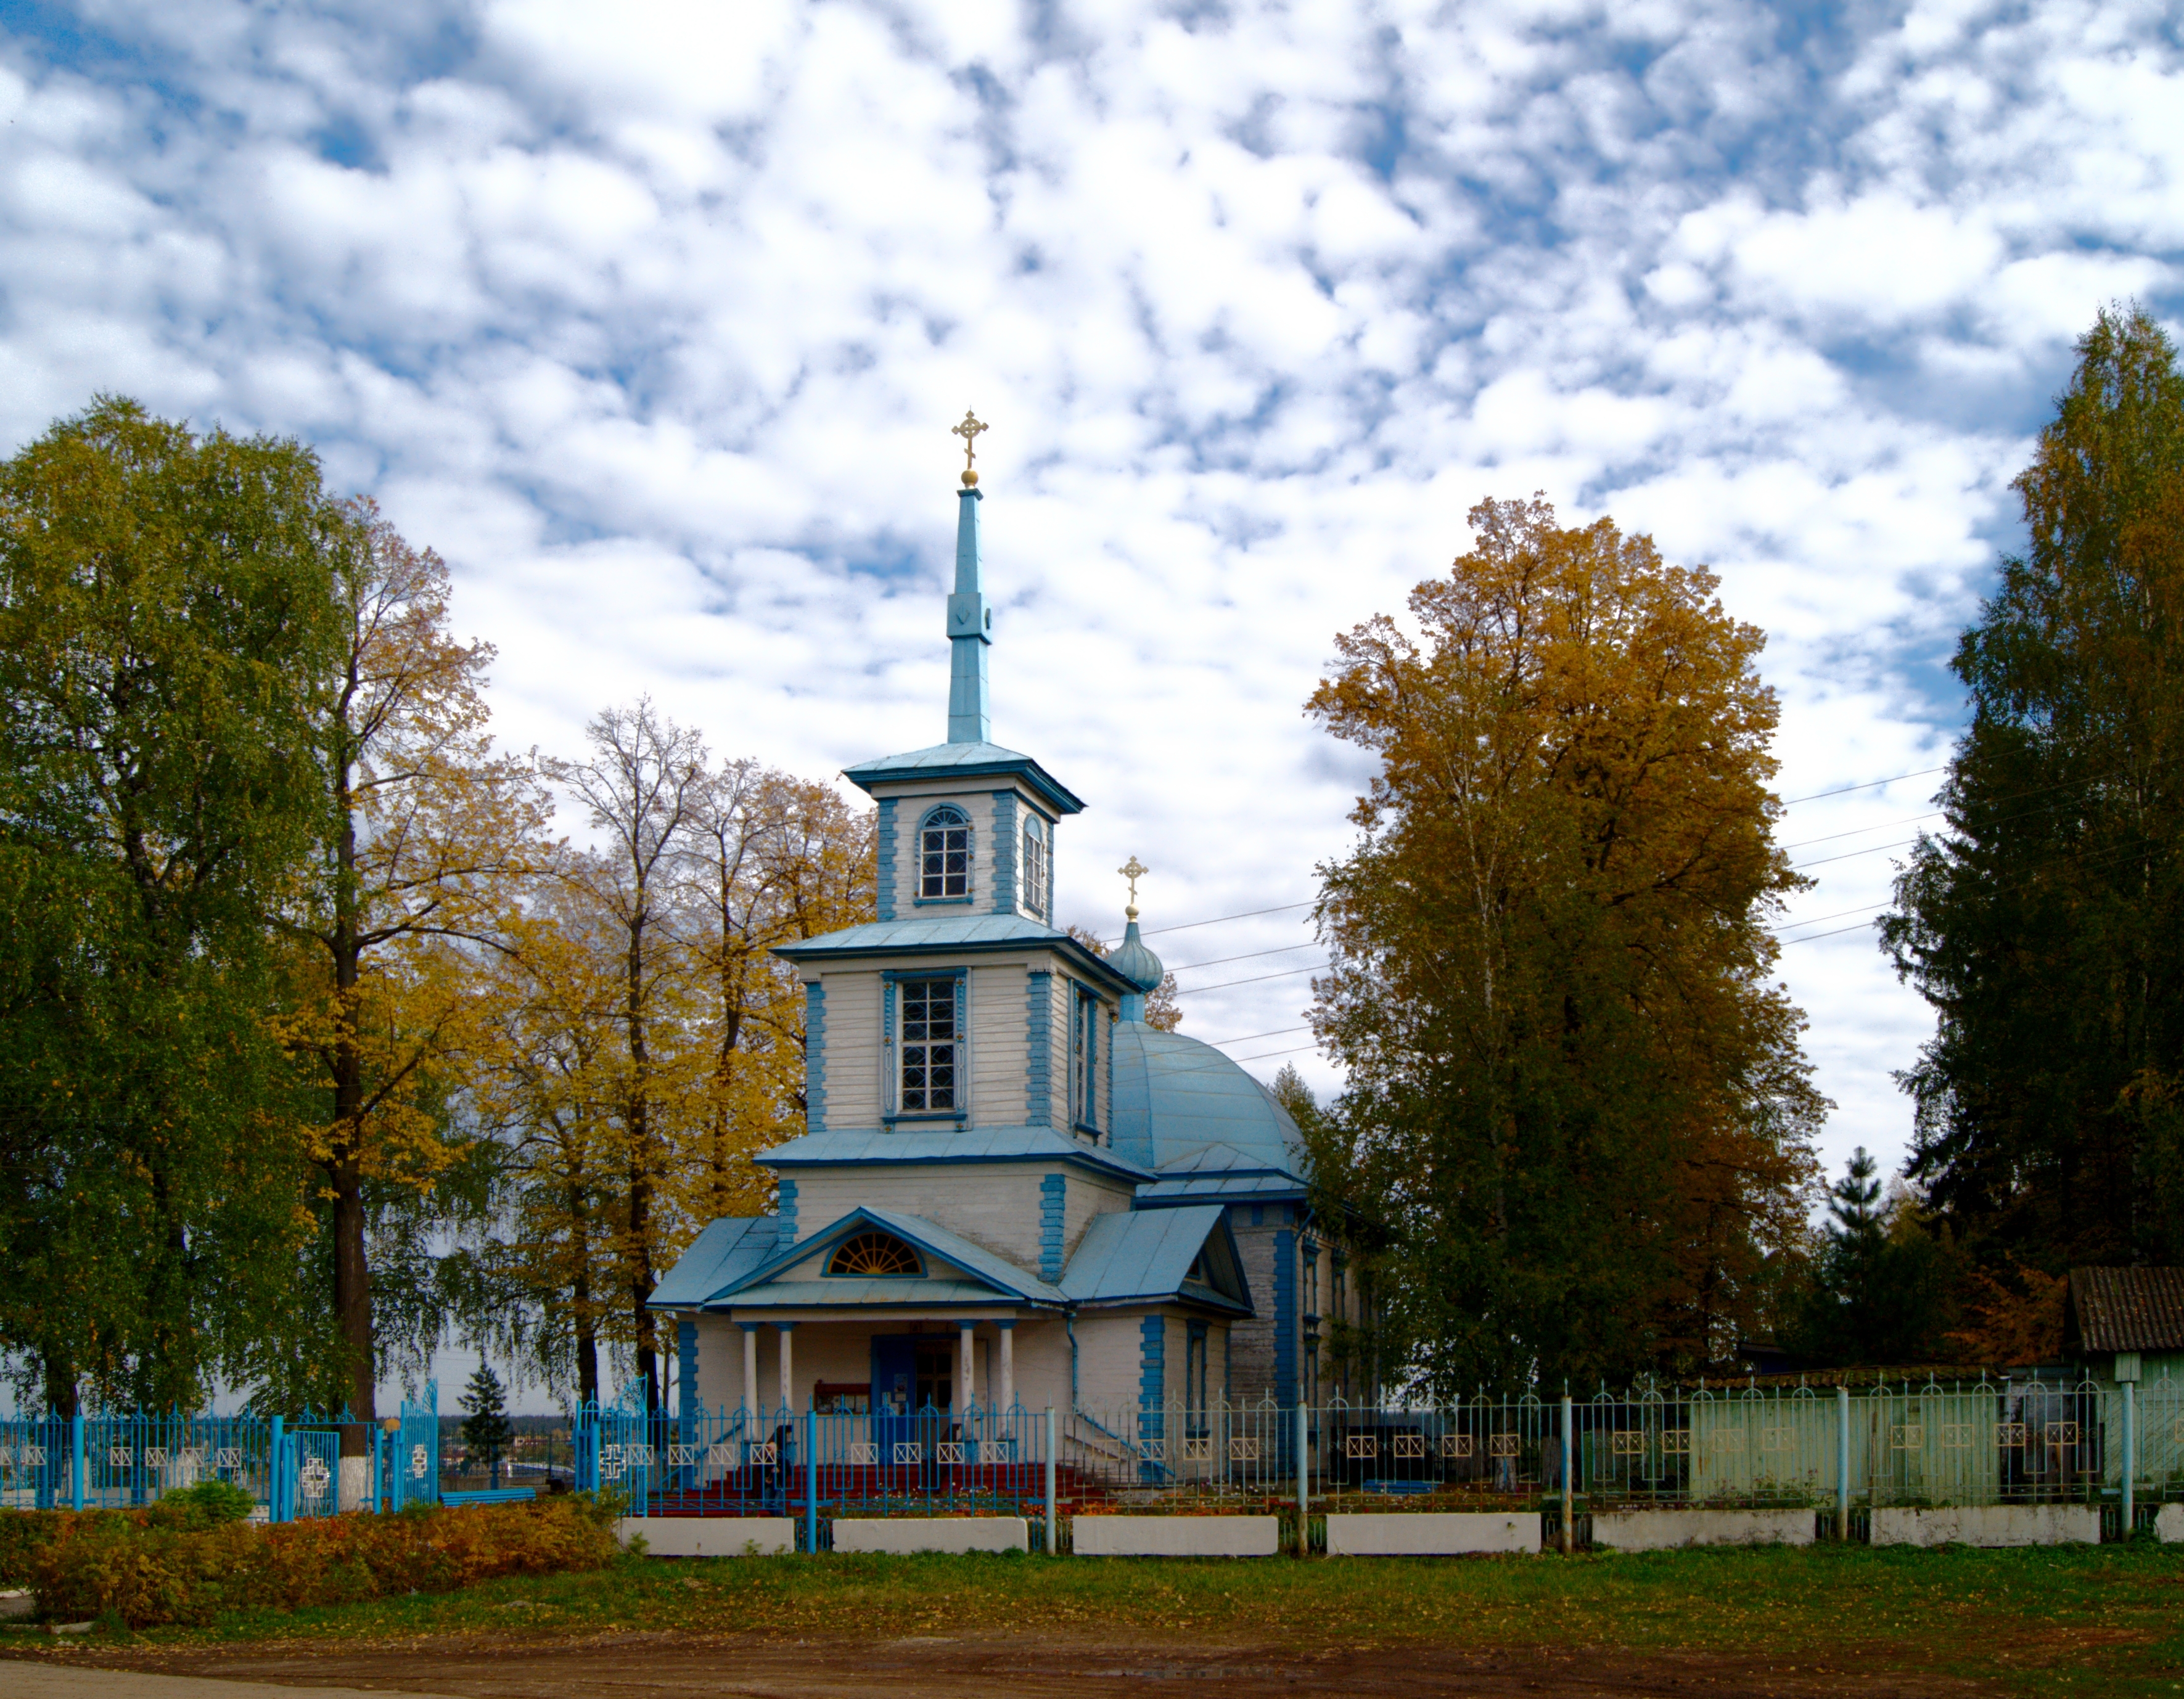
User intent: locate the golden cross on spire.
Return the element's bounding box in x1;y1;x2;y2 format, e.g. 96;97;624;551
1119;855;1148;919
951;409;988;486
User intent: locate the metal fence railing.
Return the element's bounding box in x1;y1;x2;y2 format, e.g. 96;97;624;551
0;1385;444;1520
13;1372;2179;1536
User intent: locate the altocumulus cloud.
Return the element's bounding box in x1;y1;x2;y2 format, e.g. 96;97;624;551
0;0;2179;1177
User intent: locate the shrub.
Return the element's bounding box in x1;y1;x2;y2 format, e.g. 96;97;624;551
146;1481;256;1529
30;1497;618;1627
0;1510;70;1587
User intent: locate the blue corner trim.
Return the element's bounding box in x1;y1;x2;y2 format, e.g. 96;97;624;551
1138;1315;1165;1412
805;983;827;1135
875;798;898;921
778;1179;799;1245
990;790;1018;915
1025;971;1052;1126
1273;1229;1297;1406
1040;1173;1067;1283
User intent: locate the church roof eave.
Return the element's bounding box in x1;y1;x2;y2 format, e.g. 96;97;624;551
841;741;1085;816
771;915;1138;995
755;1126;1153;1182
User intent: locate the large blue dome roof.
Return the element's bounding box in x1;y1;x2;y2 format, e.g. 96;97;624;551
1109;1021;1308;1176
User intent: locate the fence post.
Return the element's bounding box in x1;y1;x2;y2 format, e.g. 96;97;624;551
70;1410;85;1512
1560;1395;1574;1554
2122;1380;2136;1537
270;1415;286;1524
1834;1386;1850;1539
1044;1407;1058;1556
1295;1403;1308;1557
803;1406;818;1556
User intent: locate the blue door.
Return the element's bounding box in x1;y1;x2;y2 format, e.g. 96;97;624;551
872;1337;918;1461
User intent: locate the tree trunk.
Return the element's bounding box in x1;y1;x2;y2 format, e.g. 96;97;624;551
626;902;658;1412
331;762;377;1456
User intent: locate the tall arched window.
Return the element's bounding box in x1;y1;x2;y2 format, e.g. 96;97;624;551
1021;817;1049;915
919;806;971;899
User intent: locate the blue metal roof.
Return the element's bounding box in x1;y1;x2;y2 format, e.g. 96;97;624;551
771;913;1136;993
842;740;1085;816
759;1124;1152;1182
1110;1021;1311;1174
1059;1205;1252;1314
705;1205;1070;1309
649;1217;780;1308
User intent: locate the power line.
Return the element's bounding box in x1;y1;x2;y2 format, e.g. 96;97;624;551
1166;941;1324;974
1199;1023;1315;1047
1173;961;1329;996
1781;766;1948;806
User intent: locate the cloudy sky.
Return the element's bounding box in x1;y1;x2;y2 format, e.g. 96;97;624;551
4;0;2180;1396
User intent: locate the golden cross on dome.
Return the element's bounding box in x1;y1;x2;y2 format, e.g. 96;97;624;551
1119;855;1149;918
951;409;988;486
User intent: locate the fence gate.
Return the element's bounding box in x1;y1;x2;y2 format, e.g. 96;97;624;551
396;1388;441;1509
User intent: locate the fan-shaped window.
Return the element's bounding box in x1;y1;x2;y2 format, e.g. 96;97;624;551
919;806;971;899
827;1231;924;1277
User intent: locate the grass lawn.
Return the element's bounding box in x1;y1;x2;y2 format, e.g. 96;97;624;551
7;1539;2184;1694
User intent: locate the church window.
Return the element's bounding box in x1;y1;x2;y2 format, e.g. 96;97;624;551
827;1231;924;1277
1186;1328;1209;1414
1070;988;1099;1131
919;806;972;899
1021;818;1049;915
899;976;958;1112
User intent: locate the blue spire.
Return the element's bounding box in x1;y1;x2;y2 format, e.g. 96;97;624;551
945;482;990;743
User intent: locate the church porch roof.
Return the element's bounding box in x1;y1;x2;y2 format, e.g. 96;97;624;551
1060;1204;1253;1316
684;1204;1070;1312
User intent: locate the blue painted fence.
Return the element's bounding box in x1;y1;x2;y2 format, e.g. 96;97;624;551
0;1384;443;1521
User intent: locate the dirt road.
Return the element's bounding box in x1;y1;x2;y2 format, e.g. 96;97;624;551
3;1634;1994;1697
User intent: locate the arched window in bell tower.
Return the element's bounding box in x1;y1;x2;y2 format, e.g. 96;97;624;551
1021;815;1050;917
918;805;971;899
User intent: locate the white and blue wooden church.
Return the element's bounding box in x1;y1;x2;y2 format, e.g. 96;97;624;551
650;443;1360;1425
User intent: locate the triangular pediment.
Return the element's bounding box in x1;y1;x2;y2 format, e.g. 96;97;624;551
705;1206;1068;1309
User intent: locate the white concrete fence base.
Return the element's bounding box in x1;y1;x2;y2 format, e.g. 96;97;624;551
2156;1504;2184;1543
1325;1512;1540;1555
1870;1506;2100;1548
832;1517;1027;1554
1072;1515;1280;1557
1591;1510;1815;1552
617;1517;797;1556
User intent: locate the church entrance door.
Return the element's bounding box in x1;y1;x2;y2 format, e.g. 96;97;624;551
871;1335;954;1464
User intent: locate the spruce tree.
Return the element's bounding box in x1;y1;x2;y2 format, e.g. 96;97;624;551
460;1364;514;1488
1885;305;2184;1270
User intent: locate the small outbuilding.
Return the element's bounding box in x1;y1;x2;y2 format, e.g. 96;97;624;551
2065;1267;2184;1385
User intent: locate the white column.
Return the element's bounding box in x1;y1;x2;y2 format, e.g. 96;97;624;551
742;1324;759;1414
959;1321;976;1415
999;1321;1016;1410
778;1323;795;1412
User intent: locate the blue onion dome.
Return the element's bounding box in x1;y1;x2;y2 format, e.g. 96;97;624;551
1109;915;1165;994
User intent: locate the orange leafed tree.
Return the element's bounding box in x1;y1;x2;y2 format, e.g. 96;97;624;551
1307;496;1824;1390
281;500;548;1450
